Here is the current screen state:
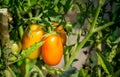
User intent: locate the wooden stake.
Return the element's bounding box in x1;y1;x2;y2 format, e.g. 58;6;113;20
0;8;11;66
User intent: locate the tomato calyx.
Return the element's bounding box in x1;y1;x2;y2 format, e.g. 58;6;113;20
41;30;58;39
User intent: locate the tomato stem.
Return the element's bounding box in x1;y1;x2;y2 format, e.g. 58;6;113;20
64;0;104;70
96;32;102;77
18;25;24;40
64;48;70;65
25;59;30;77
34;65;44;77
48;26;52;33
93;21;114;33
89;0;102;32
28;0;33;19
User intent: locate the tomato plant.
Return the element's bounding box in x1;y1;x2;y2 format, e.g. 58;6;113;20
0;0;120;77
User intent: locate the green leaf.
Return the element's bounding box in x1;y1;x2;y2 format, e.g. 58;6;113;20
8;66;16;77
96;51;113;75
107;45;117;62
30;0;38;6
69;71;79;77
79;68;90;77
53;0;59;5
60;67;77;77
21;41;44;59
25;59;37;77
34;65;44;77
113;69;120;77
112;37;120;44
63;0;73;14
90;65;99;77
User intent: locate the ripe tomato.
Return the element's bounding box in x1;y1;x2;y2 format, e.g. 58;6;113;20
22;24;44;59
51;22;67;45
41;34;63;66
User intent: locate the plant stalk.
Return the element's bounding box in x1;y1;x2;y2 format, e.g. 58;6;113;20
28;0;32;19
25;59;30;77
34;65;44;77
96;32;102;77
18;25;24;40
94;21;114;32
90;0;102;31
64;32;93;70
64;0;103;70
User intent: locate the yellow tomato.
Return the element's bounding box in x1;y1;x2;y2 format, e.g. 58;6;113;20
22;24;44;59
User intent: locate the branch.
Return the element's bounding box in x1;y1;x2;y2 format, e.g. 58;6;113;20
93;21;114;33
64;0;104;70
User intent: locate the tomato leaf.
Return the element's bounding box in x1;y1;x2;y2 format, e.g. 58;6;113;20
79;68;90;77
60;67;77;77
7;66;16;77
21;41;44;59
114;69;120;77
112;37;120;44
96;51;113;75
63;0;73;14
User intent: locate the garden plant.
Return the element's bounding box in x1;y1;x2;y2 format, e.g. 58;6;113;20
0;0;120;77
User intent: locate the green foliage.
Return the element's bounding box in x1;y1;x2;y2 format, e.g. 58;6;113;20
21;42;43;59
0;0;120;77
97;51;113;75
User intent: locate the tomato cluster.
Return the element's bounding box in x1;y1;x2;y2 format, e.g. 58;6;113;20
21;22;67;66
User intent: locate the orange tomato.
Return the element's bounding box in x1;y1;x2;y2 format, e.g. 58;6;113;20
22;24;44;59
41;34;63;66
51;22;67;45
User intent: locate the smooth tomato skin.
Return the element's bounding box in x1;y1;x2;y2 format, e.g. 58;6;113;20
51;22;67;45
41;34;63;66
22;24;44;59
